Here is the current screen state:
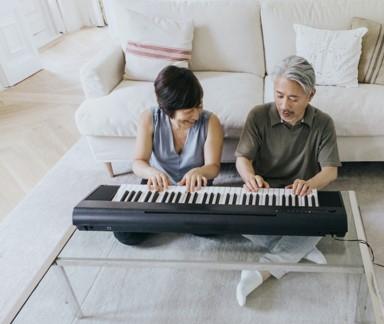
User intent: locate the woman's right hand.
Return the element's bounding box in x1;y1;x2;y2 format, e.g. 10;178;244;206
147;172;171;192
243;174;270;192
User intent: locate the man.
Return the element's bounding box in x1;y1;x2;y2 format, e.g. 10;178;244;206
235;55;341;306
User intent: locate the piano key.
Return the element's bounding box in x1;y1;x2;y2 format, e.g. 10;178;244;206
219;187;228;205
208;193;215;204
151;191;159;203
215;193;220;204
133;191;142;202
174;192;182;203
313;189;319;207
263;192;268;206
161;192;169;203
192;192;198;204
271;194;276;206
242;194;247;205
255;193;260;206
168;192;176;203
154;191;164;203
126;191;136;202
178;191;188;204
201;193;208;204
120;191;129;202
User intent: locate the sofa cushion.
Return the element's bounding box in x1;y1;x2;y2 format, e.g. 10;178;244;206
352;17;384;85
264;75;384;136
106;0;265;76
116;9;193;81
294;24;367;87
261;0;384;75
76;72;263;138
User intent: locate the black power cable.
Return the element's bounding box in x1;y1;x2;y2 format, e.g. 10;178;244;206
333;237;384;268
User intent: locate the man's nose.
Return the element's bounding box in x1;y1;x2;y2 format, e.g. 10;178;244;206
280;97;289;109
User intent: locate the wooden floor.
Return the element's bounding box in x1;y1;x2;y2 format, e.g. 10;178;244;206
0;27;112;222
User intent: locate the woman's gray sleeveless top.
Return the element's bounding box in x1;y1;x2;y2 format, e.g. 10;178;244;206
149;107;211;184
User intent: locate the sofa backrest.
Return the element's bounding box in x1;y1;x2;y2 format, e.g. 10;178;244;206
106;0;265;77
261;0;384;75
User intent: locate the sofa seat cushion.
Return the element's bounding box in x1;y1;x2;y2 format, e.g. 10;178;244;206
76;71;263;138
264;75;384;136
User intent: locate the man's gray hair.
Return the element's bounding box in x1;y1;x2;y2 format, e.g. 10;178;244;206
272;55;316;95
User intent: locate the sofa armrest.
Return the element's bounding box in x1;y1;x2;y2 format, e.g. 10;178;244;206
80;45;125;98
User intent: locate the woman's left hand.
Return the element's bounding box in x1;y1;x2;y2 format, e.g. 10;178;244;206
178;169;208;192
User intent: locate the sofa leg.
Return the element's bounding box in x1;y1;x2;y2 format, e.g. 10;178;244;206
104;162;115;177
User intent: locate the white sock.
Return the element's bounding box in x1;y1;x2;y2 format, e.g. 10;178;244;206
304;247;327;264
236;270;263;306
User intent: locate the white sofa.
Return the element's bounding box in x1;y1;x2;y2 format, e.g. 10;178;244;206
75;0;384;176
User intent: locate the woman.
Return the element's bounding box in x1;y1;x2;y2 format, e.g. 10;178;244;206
114;65;224;245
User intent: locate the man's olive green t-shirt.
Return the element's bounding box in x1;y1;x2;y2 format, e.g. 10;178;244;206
235;102;341;187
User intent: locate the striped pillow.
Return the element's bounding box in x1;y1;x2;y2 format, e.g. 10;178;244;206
115;9;193;81
352;17;384;85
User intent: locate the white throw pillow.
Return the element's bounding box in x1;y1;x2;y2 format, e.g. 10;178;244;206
115;9;194;81
293;24;368;87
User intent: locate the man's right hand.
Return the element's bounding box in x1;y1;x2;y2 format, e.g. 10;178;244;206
147;172;171;192
243;174;270;192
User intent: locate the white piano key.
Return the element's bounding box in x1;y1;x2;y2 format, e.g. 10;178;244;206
235;188;243;205
218;187;228;205
313;189;319;207
155;191;165;203
307;193;313;207
177;191;187;204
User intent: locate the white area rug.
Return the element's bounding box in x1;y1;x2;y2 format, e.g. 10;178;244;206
1;138;383;323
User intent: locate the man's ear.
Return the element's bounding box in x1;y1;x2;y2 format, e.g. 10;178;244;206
308;88;316;101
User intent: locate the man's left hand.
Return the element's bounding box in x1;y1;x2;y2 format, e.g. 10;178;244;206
286;179;313;196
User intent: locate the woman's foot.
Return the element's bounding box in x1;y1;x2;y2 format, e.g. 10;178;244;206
236;270;271;306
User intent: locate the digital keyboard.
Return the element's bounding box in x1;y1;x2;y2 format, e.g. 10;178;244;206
72;184;348;236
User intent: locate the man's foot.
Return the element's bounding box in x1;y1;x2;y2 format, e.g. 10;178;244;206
236;270;264;306
303;247;327;264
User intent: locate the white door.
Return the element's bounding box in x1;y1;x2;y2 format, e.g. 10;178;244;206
19;0;60;48
0;2;42;87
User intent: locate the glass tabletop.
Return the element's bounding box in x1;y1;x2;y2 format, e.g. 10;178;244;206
57;191;364;272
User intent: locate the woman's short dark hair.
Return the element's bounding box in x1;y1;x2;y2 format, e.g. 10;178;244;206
154;65;203;118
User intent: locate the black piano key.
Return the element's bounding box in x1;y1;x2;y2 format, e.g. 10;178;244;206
168;192;175;203
255;194;260;205
288;195;292;206
161;192;169;203
192;192;198;204
232;194;237;205
215;193;220;204
282;195;286;206
121;191;129;202
143;191;151;202
311;195;316;206
127;191;136;202
265;194;269;206
184;192;191;204
175;192;181;203
242;194;247;205
272;194;276;206
294;195;299;206
225;193;230;205
202;193;208;204
208;193;214;204
249;194;253;205
133;191;142;202
151;191;159;202
303;196;308;207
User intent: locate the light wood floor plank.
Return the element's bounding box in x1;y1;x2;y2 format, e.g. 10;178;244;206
0;27;113;223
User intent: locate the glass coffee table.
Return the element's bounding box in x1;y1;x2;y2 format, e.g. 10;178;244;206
52;191;383;323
